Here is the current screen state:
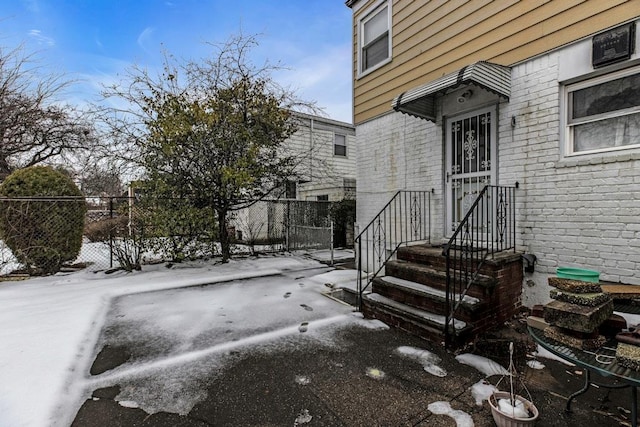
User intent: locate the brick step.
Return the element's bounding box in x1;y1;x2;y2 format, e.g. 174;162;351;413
385;259;495;299
397;245;453;268
362;293;473;346
397;245;491;270
396;244;522;277
372;275;483;321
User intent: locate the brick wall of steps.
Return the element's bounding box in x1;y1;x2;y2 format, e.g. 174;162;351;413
361;245;524;347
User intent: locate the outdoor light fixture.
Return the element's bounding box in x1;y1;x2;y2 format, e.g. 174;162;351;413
456;89;473;103
522;254;537;273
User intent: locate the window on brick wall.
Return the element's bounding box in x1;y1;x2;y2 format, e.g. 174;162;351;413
565;66;640;155
358;0;391;77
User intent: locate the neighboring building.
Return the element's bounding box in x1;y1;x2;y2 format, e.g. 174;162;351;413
232;112;356;248
283;112;356;202
347;0;640;306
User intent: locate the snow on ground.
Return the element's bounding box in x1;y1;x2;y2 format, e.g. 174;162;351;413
396;346;447;377
533;345;576;366
0;253;355;427
306;268;358;290
80;268;358;417
455;353;510;377
527;359;546;370
0;248;544;427
470;379;499;406
427;401;474;427
615;311;640;329
296;248;354;264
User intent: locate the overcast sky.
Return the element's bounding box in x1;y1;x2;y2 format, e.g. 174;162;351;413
0;0;354;123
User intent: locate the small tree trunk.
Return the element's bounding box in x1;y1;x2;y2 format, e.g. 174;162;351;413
0;156;12;181
218;207;231;262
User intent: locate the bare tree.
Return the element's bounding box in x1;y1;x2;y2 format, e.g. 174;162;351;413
77;161;125;197
0;45;96;179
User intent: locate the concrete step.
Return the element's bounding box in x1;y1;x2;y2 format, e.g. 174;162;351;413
372;275;482;319
362;292;473;346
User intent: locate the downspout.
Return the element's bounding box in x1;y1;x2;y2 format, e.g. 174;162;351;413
309;117;314;183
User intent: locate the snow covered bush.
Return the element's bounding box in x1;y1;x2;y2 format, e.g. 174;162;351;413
0;166;87;274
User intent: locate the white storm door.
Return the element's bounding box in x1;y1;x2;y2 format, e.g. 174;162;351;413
445;107;496;235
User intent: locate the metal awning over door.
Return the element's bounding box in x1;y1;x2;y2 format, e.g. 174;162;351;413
392;61;511;121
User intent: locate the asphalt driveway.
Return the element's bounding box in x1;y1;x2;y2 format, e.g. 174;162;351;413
69;268;634;426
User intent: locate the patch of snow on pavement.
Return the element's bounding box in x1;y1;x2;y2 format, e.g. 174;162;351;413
615;311;640;329
117;400;140;409
396;346;447;377
295;375;310;385
114;367;211;416
527;359;545;369
294;408;313;425
307;269;358;292
455;353;510;377
350;313;389;330
470;379;498;406
534;345;575;366
427;401;474;427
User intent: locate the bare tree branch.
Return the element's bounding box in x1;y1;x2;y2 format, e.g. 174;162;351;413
0;44;96;179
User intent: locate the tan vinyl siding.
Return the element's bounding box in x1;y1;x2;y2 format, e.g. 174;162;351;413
352;0;640;124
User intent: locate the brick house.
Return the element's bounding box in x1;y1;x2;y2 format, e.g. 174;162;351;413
345;0;640;344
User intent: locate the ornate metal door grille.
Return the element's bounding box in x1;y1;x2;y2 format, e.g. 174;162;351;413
446;108;496;237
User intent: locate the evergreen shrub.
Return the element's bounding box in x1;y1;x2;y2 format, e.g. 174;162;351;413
0;166;87;274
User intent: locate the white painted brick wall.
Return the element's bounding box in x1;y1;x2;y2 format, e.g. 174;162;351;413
355;112;444;242
500;52;640;305
356;48;640;306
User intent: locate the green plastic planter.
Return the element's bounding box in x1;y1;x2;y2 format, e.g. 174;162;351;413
557;267;600;283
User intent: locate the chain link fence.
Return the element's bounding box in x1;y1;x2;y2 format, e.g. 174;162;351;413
0;196;350;275
231;199;333;254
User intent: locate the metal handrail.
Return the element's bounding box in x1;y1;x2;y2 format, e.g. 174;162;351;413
442;184;518;347
355;190;431;309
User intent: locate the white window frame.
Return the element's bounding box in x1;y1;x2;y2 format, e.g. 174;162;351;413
334;133;347;157
564;65;640;156
357;0;392;78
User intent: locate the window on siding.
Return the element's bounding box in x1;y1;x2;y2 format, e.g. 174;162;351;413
358;1;391;75
566;66;640;155
316;195;329;201
334;134;347;156
285;180;297;199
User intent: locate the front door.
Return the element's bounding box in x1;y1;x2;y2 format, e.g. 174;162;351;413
445;107;496;234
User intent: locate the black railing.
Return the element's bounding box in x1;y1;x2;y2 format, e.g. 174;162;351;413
442;184;517;347
355;190;431;309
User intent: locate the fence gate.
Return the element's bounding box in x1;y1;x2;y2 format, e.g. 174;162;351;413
284;200;332;251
